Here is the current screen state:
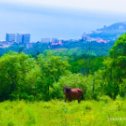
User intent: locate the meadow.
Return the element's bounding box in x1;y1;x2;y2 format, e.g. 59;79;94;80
0;98;126;126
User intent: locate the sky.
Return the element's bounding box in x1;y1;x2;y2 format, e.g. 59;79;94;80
0;0;126;41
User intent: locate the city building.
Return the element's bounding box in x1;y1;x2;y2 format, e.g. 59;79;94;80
6;33;16;42
22;34;30;44
5;33;31;44
16;34;23;43
16;34;30;44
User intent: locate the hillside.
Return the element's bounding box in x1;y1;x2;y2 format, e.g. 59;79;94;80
87;22;126;41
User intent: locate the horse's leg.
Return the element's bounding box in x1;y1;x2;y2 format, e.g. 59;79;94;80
78;99;81;103
64;97;67;102
68;97;72;102
78;96;82;103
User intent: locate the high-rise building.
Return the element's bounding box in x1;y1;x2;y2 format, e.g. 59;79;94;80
16;34;30;44
22;34;30;44
16;34;23;43
6;33;16;42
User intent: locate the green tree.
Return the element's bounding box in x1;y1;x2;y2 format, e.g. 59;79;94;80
110;34;126;57
37;53;69;100
69;54;104;75
0;52;39;100
104;34;126;99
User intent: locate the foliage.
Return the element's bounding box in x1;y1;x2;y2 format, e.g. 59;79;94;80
103;34;126;99
36;52;69;100
0;52;70;101
69;54;104;74
0;52;40;100
110;33;126;57
51;70;104;100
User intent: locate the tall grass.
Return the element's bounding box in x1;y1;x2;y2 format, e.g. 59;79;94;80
0;99;126;126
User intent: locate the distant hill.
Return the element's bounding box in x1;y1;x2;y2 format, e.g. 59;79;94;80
84;22;126;41
51;22;126;56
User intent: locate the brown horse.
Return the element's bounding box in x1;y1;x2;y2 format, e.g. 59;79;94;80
63;86;83;103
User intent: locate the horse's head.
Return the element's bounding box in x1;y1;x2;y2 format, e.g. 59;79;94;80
64;86;71;93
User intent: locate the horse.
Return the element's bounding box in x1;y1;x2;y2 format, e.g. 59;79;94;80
63;86;83;103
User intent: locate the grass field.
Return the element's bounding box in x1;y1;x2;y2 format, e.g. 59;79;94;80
0;98;126;126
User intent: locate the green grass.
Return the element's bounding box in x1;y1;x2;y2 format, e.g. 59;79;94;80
0;99;126;126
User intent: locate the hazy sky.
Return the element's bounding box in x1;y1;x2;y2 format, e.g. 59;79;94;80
0;0;126;41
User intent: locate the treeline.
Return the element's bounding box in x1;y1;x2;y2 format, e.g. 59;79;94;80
0;39;113;57
0;34;126;101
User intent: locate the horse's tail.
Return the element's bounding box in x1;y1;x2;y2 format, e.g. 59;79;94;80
81;92;84;100
78;89;84;100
